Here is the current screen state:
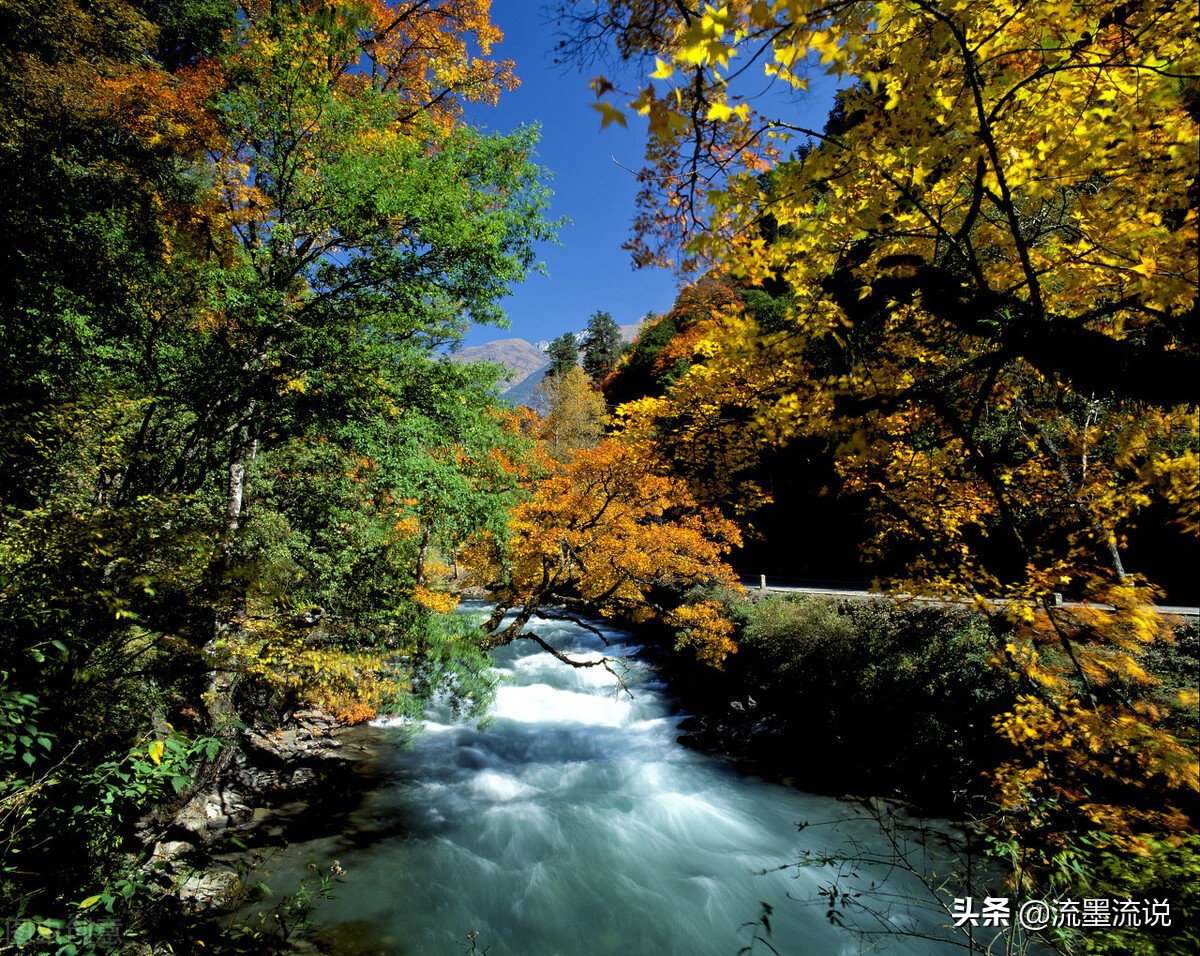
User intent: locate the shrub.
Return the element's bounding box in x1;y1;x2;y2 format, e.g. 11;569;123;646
727;596;1016;806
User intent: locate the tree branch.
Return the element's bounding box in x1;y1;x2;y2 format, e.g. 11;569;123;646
516;630;632;698
533;609;612;645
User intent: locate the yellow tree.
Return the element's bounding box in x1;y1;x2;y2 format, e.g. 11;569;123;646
561;0;1199;915
536;364;608;460
612;276;783;512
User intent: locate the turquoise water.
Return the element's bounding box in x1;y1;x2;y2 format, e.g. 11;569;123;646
261;614;965;955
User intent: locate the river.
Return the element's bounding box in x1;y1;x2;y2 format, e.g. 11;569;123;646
253;610;967;955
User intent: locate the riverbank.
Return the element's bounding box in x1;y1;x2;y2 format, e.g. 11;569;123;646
143;712;392;951
641;594;1016;818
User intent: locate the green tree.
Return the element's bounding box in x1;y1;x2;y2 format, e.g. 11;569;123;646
544;331;580;377
1;0;554;937
0;0;193;510
581;309;622;383
604;313;675;408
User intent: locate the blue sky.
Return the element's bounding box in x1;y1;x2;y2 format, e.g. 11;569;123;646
463;1;838;349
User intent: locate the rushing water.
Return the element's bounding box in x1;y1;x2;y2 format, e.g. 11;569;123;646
259;612;964;955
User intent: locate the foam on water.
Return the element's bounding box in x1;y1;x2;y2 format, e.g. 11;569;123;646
490;683;634;727
467;769;538;802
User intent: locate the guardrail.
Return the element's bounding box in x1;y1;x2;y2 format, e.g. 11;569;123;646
740;576;1200;621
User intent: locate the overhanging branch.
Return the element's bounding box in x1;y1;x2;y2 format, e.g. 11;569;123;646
516;630;632;698
533;609;612;645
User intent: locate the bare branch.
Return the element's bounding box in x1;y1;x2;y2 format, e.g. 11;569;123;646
533;609;612;645
516;630;633;698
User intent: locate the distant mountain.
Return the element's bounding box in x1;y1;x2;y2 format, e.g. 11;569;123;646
451;325;642;407
451;337;549;400
503;367;550;408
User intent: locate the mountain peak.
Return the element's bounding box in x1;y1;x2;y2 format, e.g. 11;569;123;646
451;325;644;404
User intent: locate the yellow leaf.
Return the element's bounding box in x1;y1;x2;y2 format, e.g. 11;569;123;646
591;102;628;129
707;102;734;122
148;740;165;765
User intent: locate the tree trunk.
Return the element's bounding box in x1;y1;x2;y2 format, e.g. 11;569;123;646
205;402;257;744
226;401;257;535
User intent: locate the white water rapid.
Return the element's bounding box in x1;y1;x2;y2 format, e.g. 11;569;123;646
260;611;964;955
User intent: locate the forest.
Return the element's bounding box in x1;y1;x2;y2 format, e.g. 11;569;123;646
1;0;1196;953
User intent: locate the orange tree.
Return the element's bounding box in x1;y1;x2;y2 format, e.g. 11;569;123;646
557;0;1199;937
467;436;744;671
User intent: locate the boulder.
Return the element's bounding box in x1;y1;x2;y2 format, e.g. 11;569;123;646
176;869;241;914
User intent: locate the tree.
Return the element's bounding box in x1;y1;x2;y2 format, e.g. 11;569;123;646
565;0;1197;403
469;437;744;669
561;0;1199;939
536;364;608;460
1;0;554;934
581;309;623;382
614;277;781;513
603;312;677;408
0;0;209;509
132;0;551;523
36;0;560;752
608;277;870;579
544;331;580;377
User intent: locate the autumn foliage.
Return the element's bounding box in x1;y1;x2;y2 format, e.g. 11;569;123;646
474;437;744;667
562;0;1199;933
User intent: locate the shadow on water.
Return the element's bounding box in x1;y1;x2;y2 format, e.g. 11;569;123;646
211;725;406;860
